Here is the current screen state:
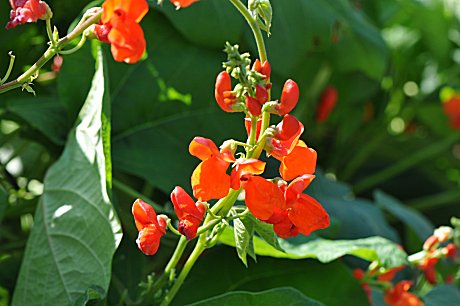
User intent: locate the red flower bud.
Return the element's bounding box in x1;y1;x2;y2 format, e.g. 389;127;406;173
256;84;269;104
442;243;457;260
246;95;262;117
252;59;271;79
316;86;338;123
215;71;236;112
277;79;299;116
171;186;206;240
384;281;423;306
423;235;439;251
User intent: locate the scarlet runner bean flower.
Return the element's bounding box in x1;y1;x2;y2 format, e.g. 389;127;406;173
316;86;338;123
215;71;239;112
384;281;424;306
170;187;206;240
132;199;168;255
189;137;235;201
442;95;460;130
94;0;148;64
6;0;49;29
267;115;304;159
276;79;299;116
252;59;271;79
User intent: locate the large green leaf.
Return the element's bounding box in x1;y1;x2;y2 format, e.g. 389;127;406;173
424;285;460;306
374;190;433;241
219;227;407;269
174;246;368;306
186;287;324;306
12;47;122;305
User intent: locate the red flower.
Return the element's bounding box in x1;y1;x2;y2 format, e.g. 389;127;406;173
316;86;338;123
279;140;317;181
169;0;199;9
6;0;48;29
384;281;424;306
423;235;439;251
268;115;304;159
171;186;206;240
94;0;148;64
377;266;404;282
230;158;266;190
419;257;438;284
252;59;271;79
443;96;460;130
276;79;299;116
215;71;238;112
353;269;372;303
242;174;329;238
246;95;262;116
245;117;262;141
132;199;167;255
442;243;457;261
189;137;234;201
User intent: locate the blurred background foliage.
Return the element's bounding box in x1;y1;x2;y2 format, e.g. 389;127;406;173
0;0;459;305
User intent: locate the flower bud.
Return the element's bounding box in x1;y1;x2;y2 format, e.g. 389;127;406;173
316;86;338;123
215;71;237;112
246;95;262;116
252;59;271;79
256;84;268;104
277;79;299;116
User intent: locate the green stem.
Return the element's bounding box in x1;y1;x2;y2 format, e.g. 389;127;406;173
164;236;188;276
353;133;460;194
167;221;182;237
160;242;205;306
229;0;267;63
0;52;15;85
0;9;102;94
248;117;258;146
59;35;87;55
46;18;55;47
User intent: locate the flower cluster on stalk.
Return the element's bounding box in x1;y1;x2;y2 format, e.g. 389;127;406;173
132;43;330;256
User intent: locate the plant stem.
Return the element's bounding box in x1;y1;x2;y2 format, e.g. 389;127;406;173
164;236;188;276
160;242;205;306
0;52;15;85
229;0;267;63
353;133;460;194
0;9;102;94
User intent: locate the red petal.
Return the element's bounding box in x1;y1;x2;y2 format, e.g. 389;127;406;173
288;194;329;236
191;157;230;201
242;176;284;220
132;199;158;231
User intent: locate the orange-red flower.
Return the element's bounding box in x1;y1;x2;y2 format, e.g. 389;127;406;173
6;0;48;29
442;243;457;260
443;96;460;130
241;174;329;238
171;186;206;240
132;199;167;255
316;86;338;123
169;0;199;9
279;140;317;181
276;79;299;116
252;59;271;79
268;115;304;159
189;137;234;201
94;0;148;64
419;257;438;284
353;268;372;303
215;71;238;112
384;281;424;306
230;158;266;190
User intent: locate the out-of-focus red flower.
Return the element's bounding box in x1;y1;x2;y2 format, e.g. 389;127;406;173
443;96;460;130
276;79;299;116
419;257;438;284
132;199;167;255
279;140;317;181
316;86;338;123
353;268;372;304
230;158;266;189
242;174;329;238
94;0;148;63
189;137;234;201
268;115;304;159
377;266;404;282
384;281;424;306
6;0;48;29
442;243;458;260
169;0;199;9
171;186;206;240
215;71;238;112
51;55;63;72
252;59;271;79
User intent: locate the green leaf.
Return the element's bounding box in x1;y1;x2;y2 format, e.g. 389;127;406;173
186;287;324;306
174;246;368;306
424;285;460;306
219;228;407;269
374;190;433;241
234;217;255;266
6;97;69;145
252;215;284;252
11;47;122;305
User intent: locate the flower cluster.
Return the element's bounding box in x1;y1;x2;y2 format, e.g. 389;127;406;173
132;46;330;255
6;0;49;29
442;94;460;130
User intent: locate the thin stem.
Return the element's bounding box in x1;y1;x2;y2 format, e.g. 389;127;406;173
59;35;87;55
0;52;16;84
229;0;267;63
0;9;102;94
164;236;188;276
247;117;258;146
46;18;55;46
353;133;460;194
166;221;182;237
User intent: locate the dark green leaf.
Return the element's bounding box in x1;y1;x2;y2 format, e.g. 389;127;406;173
251;215;284;252
12;47;122;305
186;287;323;306
234;216;255;266
374;190;433;241
424;285;460;306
